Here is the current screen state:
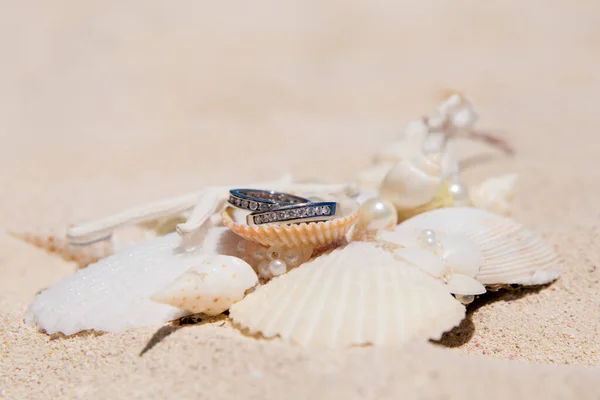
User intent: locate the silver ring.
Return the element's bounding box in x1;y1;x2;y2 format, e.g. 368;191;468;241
228;189;310;212
246;202;338;225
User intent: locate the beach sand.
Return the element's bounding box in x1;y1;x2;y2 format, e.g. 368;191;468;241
1;0;599;398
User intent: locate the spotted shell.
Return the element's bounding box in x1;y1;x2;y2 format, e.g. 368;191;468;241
151;255;258;316
229;242;465;348
378;207;561;286
221;200;359;248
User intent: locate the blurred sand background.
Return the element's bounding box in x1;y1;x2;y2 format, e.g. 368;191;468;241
1;0;600;398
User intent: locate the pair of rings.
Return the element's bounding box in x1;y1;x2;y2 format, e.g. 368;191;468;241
228;189;338;226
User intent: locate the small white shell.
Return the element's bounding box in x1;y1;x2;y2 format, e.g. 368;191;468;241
229;242;465;348
380;153;443;209
151;255;258;316
470;174;518;216
445;274;486;295
378;207;561;286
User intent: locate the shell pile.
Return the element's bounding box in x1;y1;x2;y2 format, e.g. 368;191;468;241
20;94;561;350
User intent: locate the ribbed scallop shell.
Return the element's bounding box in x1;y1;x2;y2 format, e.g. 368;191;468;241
229;242;465;348
378;207;561;286
221;201;359;248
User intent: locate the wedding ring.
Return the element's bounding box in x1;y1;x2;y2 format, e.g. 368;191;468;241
246;202;338;225
228;189;310;212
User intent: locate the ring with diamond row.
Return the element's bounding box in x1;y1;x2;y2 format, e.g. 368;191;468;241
228;189;310;212
246;201;338;225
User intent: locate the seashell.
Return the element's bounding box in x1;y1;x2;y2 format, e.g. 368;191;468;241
221;199;359;248
151;255;258;316
470;174;518;217
378;207;561;286
380;152;449;212
229;242;466;348
9;230;112;269
25;226;247;335
444;274;486;295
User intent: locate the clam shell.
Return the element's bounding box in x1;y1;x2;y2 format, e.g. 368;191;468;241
151;255;258;316
229;242;465;348
378;207;561;286
221;200;359;248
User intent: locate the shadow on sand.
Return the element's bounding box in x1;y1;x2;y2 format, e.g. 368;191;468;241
432;284;551;348
139;313;228;356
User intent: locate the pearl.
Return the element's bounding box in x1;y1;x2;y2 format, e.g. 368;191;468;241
419;229;440;251
268;259;288;277
422;229;436;239
455;294;475;305
449;181;470;205
357;198;398;231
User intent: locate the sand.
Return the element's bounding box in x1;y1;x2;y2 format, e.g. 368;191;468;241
1;0;600;398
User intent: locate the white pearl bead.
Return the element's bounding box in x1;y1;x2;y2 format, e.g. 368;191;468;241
449;182;469;204
357;198;398;231
419;229;439;250
422;229;436;240
268;259;288;277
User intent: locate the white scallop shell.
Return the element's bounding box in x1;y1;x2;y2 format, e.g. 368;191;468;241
25;227;244;335
151;255;258;316
470;174;518;217
229;242;465;348
378;207;561;286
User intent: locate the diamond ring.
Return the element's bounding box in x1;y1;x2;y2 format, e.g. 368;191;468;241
228;189;310;212
246;201;338;225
